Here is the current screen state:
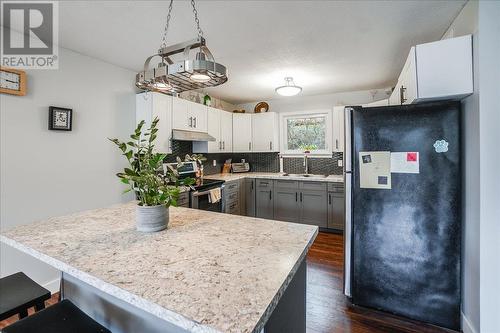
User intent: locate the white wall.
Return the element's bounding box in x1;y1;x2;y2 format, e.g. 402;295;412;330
442;2;480;332
478;1;500;332
0;44;136;291
237;88;390;113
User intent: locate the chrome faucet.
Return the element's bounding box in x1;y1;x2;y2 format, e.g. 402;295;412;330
303;154;309;175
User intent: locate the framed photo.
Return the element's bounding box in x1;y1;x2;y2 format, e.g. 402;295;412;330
48;106;72;131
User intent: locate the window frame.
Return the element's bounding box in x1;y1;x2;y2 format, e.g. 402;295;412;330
279;109;333;157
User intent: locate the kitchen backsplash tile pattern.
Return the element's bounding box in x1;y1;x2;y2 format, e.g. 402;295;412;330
165;141;343;175
283;152;343;175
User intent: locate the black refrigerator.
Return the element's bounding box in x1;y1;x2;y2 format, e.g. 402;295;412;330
343;101;461;330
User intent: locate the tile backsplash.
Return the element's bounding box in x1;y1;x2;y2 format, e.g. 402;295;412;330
165;141;343;175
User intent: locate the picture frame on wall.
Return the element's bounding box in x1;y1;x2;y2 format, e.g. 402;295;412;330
48;106;73;131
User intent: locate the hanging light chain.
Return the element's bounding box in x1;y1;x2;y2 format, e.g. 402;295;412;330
160;0;174;49
191;0;204;38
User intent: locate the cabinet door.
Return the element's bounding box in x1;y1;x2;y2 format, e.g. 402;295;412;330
172;97;190;130
244;178;256;217
207;107;221;152
273;180;299;222
328;192;345;230
255;179;273;219
332;106;345;153
233;114;252;152
400;47;417;105
189;102;207;132
300;190;328;227
220;110;233;152
136;93;172;154
252;113;278;152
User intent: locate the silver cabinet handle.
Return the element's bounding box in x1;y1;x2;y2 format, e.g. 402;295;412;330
400;86;407;104
249;142;251;151
336;139;339;149
193;117;197;128
270;141;272;150
219;141;222;150
189;117;193;127
223;141;225;150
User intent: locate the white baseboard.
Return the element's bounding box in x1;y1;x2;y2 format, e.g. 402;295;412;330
43;277;60;294
462;311;478;333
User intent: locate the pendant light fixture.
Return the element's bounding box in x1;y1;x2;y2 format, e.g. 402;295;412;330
135;0;228;94
275;77;302;96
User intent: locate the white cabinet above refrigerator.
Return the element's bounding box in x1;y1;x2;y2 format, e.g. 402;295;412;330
389;35;473;105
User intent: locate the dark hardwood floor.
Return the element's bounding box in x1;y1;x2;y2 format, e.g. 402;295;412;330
307;232;456;333
0;232;456;333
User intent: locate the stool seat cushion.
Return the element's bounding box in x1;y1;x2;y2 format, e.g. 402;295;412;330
3;299;110;333
0;272;51;321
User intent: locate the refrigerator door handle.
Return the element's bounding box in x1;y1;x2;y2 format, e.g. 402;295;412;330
343;106;353;298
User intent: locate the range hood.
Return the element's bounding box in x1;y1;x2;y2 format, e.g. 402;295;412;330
172;129;215;142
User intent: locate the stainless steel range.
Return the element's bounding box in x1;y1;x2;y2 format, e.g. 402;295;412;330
164;162;225;212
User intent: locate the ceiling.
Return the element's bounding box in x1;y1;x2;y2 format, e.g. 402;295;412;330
57;1;466;104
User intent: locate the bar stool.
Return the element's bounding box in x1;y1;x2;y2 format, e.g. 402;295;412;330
3;299;111;333
0;272;51;321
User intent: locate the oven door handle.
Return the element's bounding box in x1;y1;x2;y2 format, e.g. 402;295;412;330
192;189;219;197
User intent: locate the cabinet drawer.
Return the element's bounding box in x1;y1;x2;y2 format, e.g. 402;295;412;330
227;201;240;215
225;191;239;204
327;183;344;193
300;181;327;191
256;179;273;189
225;180;239;193
274;180;299;189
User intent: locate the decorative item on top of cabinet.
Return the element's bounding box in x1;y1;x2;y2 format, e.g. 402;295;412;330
0;67;26;96
254;102;269;113
389;35;473;105
48;106;73;131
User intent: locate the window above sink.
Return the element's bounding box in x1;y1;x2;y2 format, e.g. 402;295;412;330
279;110;333;157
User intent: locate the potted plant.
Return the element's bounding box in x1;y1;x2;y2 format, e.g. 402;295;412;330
109;117;193;232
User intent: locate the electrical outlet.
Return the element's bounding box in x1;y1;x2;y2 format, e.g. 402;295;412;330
338;160;343;167
213;160;217;167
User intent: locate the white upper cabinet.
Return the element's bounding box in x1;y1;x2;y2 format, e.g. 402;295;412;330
172;96;208;132
389;35;473;105
232;113;252;152
193;107;233;153
332;106;345;153
136;92;172;154
251;112;279;152
219;110;233;152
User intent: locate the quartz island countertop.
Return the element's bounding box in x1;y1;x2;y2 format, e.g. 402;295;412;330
0;202;318;333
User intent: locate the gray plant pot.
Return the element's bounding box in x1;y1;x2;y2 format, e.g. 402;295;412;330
136;204;169;232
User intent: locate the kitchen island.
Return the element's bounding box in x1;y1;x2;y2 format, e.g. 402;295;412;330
0;202;318;333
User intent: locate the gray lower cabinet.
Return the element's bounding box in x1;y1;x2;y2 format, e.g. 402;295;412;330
273;180;300;223
224;180;240;215
244;178;256;217
327;184;345;230
299;188;328;228
255;179;274;219
177;191;190;208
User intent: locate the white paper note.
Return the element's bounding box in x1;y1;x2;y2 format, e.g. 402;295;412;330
390;152;419;174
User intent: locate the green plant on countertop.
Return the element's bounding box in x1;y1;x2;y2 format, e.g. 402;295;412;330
109;117;194;207
300;144;318;152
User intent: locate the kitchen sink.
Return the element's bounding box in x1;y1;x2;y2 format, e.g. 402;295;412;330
282;173;327;178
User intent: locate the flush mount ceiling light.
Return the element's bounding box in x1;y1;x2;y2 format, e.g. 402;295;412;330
275;77;302;96
135;0;228;94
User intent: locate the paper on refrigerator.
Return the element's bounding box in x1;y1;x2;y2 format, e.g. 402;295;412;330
358;151;391;189
390;152;420;174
